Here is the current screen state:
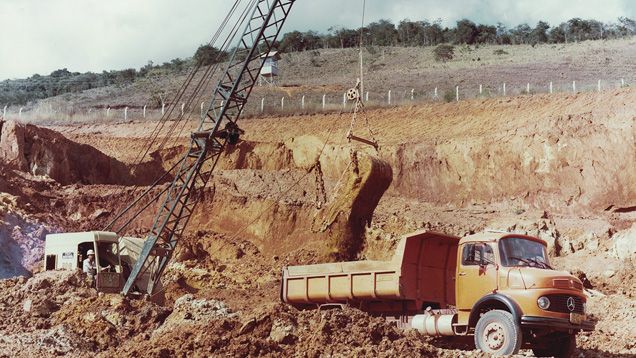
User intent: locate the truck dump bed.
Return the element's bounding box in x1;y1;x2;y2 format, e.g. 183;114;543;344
282;230;460;310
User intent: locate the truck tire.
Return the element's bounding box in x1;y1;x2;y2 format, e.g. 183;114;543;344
474;310;522;355
532;333;576;358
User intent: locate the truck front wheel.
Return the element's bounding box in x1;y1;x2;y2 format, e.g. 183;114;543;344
474;310;522;355
532;333;576;358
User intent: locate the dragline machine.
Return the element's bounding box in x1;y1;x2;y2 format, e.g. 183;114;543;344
43;0;297;297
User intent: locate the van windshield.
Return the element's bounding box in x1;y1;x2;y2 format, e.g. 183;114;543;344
498;237;552;269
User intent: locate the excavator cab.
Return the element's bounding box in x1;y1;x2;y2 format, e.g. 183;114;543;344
43;231;160;296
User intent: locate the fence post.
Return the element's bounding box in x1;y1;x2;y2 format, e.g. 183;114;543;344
281;97;284;110
527;83;530;93
549;82;553;94
322;94;326;110
434;87;438;98
200;102;204;117
107;107;110;116
456;86;459;101
480;84;482;94
125;107;128;120
503;83;506;96
621;79;625;87
572;81;576;92
19;107;23;116
366;92;369;102
181;103;185;116
261;98;264;112
162;103;165;116
411;88;414;100
388;90;391;105
598;80;601;92
144;105;147;118
2;105;6;118
343;93;346;108
302;95;305;109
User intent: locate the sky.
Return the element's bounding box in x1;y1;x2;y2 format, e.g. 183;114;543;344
0;0;634;81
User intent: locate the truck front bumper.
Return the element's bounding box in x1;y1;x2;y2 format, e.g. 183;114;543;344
521;315;595;332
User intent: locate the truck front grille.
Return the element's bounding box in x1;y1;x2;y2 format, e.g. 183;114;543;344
545;294;584;315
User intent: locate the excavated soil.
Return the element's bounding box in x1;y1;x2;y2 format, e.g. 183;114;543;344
2;87;636;356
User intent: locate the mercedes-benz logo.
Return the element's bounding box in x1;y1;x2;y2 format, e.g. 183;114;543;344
567;297;576;312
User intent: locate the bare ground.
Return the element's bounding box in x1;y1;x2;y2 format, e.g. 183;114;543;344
2;86;636;356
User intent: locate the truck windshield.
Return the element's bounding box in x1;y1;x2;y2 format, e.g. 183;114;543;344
498;237;552;269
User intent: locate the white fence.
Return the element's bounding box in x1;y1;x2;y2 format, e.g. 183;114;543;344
3;77;632;123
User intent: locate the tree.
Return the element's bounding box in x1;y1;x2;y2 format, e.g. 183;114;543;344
548;25;566;43
511;23;532;44
531;21;550;44
455;19;478;44
193;44;227;66
367;19;398;46
422;19;445;46
302;30;321;50
496;22;512;45
433;44;455;62
398;19;422;46
476;24;497;44
279;30;304;52
618;17;636;36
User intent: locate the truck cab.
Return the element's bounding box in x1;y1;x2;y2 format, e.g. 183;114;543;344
281;229;594;357
44;231;161;296
456;231;593;356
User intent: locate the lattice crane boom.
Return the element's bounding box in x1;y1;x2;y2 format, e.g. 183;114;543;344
121;0;296;296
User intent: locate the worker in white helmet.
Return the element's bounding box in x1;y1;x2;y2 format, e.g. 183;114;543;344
83;249;111;285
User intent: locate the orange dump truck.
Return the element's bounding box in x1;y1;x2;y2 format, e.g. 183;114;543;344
281;230;594;357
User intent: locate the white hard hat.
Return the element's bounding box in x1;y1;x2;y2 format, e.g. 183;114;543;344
87;249;95;255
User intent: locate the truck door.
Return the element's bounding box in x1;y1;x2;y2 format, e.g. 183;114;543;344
456;243;498;310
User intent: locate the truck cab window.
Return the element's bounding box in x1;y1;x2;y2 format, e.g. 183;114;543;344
462;243;494;266
498;237;551;269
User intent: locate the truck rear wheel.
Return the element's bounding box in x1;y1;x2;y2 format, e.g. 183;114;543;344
474;310;522;355
532;333;576;358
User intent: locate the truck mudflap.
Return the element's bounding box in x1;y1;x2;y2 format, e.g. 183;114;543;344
521;315;595;332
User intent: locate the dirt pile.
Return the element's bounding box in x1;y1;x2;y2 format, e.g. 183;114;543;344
95;301;440;358
0;270;96;356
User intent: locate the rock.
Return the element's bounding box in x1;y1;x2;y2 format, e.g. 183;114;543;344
586;239;599;251
604;270;616;278
269;316;298;344
609;222;636;264
23;299;32;312
238;318;256;335
0;120;28;170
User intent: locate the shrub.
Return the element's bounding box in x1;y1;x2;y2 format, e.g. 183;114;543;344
433;44;455;62
443;90;456;102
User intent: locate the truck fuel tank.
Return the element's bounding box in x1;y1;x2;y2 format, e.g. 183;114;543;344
412;308;458;336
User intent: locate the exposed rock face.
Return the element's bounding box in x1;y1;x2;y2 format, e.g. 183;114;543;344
0;120;28;171
0;119;131;185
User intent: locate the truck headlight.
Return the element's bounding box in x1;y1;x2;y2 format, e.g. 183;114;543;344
537;296;550;310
